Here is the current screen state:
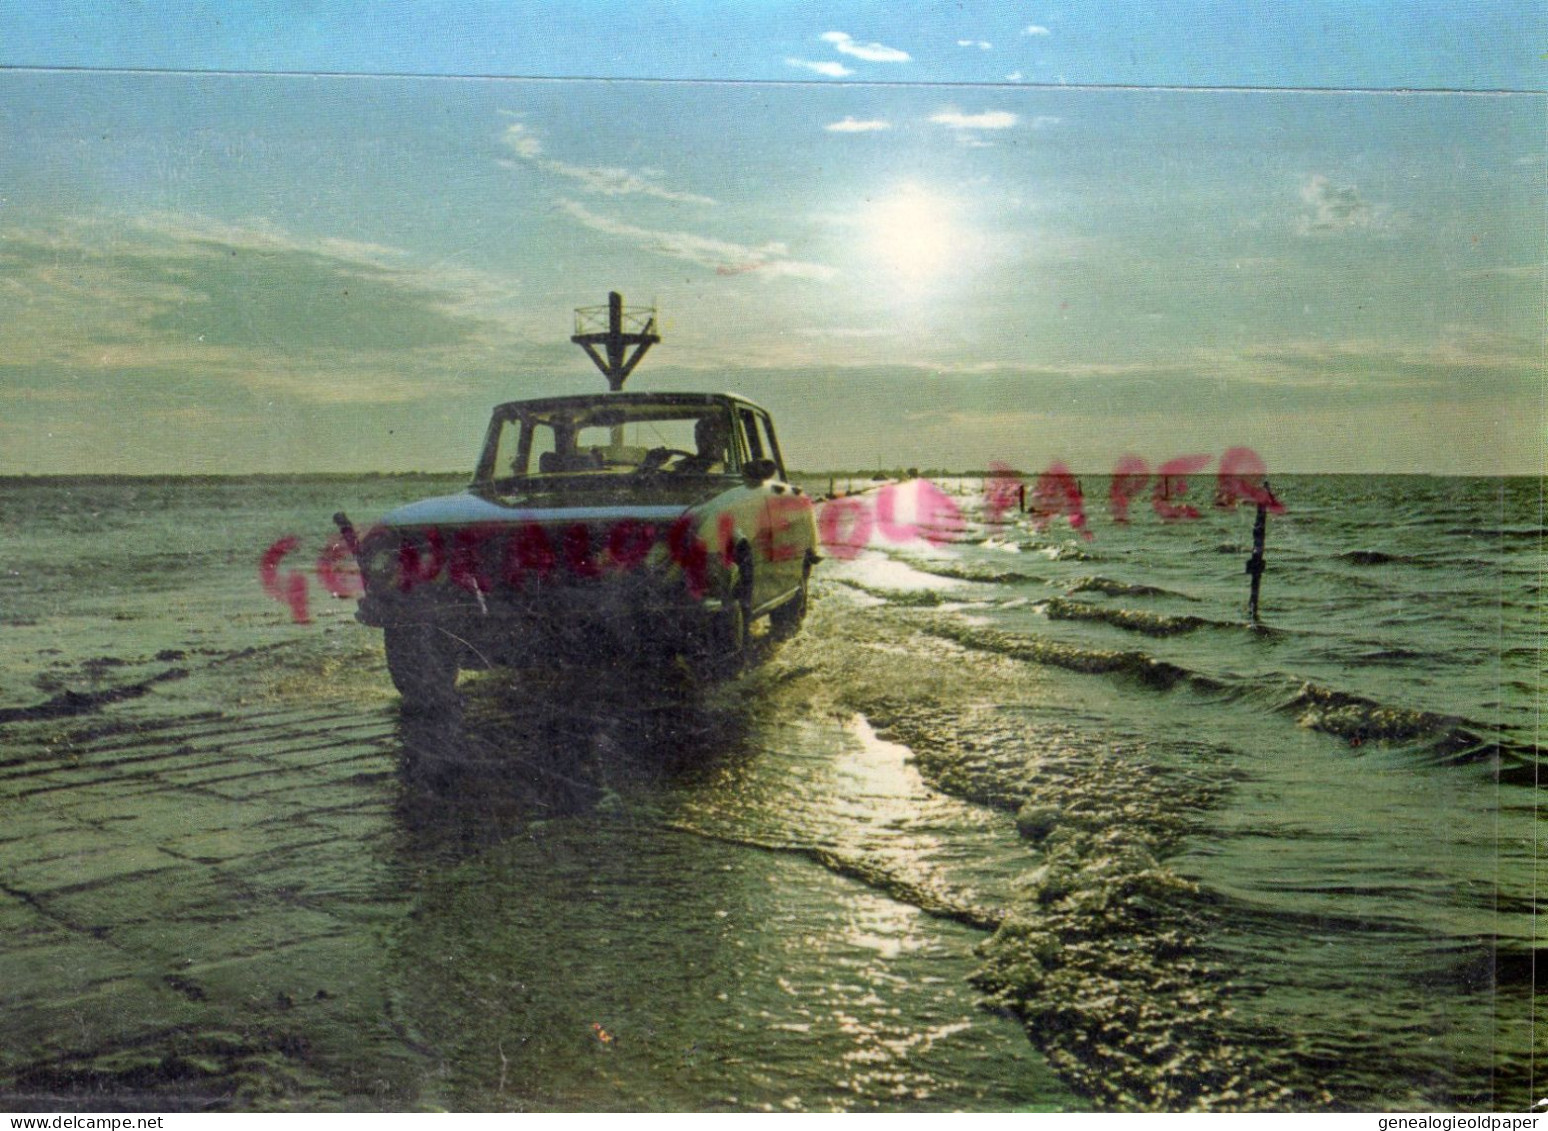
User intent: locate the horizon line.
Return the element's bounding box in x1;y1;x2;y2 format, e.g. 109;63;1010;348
0;469;1537;481
0;65;1539;97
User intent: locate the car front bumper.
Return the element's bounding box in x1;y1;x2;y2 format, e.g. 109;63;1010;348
356;568;726;665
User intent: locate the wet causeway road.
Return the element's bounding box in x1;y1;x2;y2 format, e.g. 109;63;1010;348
0;585;1086;1112
7;475;1539;1112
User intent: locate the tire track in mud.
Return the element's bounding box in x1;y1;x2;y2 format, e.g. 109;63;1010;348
0;642;426;1109
755;584;1335;1111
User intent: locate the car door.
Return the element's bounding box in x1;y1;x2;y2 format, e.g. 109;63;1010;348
742;407;810;605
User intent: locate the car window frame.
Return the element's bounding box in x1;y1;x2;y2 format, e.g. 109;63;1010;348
754;411;787;479
479;399;758;484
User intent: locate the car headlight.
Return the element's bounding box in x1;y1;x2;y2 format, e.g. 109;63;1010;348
358;536;401;592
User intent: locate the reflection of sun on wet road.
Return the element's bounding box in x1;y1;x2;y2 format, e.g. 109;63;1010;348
388;623;1076;1111
393;820;1061;1111
0;585;1082;1111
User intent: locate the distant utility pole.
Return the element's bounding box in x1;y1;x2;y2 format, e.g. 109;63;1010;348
571;291;660;390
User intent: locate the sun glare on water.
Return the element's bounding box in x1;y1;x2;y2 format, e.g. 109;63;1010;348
864;185;960;287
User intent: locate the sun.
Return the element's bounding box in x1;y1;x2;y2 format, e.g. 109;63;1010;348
863;185;959;285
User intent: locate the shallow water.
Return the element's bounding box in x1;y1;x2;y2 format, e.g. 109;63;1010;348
0;473;1540;1110
818;473;1543;1108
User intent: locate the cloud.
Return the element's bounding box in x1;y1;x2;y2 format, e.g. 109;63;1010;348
1297;174;1388;235
929;109;1019;130
1022;24;1052;36
502;123;542;159
557;200;837;281
1030;115;1062;128
1231;333;1540;387
119;211;531;334
501;122;716;205
538;160;716;205
0;213;543;421
821;31;911;63
825;116;891;133
786;57;854;77
957;39;993;50
124;211;407;267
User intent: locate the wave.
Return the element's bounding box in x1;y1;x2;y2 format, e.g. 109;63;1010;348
1035;542;1105;563
1065;575;1198;601
1276;682;1542;779
832;579;949;607
921;619;1203;691
1334;549;1502;571
1348;647;1433;665
1041;597;1213;637
853;699;1312;1110
921;619;1541;783
975;535;1023;553
1443;526;1547;541
1279;682;1469;745
1338;550;1411;566
891;557;1042;586
1495;760;1544;788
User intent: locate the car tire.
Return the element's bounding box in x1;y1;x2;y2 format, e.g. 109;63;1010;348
384;623;461;713
701;551;752;678
769;559;811;639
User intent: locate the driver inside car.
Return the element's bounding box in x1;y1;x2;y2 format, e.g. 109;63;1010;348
676;414;729;474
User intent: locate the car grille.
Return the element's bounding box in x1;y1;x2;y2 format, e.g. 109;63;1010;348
362;519;686;602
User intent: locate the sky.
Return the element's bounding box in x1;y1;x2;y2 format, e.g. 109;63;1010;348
0;2;1542;475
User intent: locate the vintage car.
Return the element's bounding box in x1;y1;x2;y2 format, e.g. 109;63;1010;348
347;391;818;710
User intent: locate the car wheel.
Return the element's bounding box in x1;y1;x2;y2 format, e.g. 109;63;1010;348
702;551;752;678
384;623;461;713
770;559;811;639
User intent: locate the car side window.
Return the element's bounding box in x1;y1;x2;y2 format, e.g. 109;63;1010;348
738;409;764;463
526;423;557;474
488;417;528;478
755;413;785;478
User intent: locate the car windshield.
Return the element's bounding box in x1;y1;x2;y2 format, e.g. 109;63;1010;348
482;401;738;486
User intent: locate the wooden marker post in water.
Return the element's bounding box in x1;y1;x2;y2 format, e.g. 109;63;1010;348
1245;487;1269;622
